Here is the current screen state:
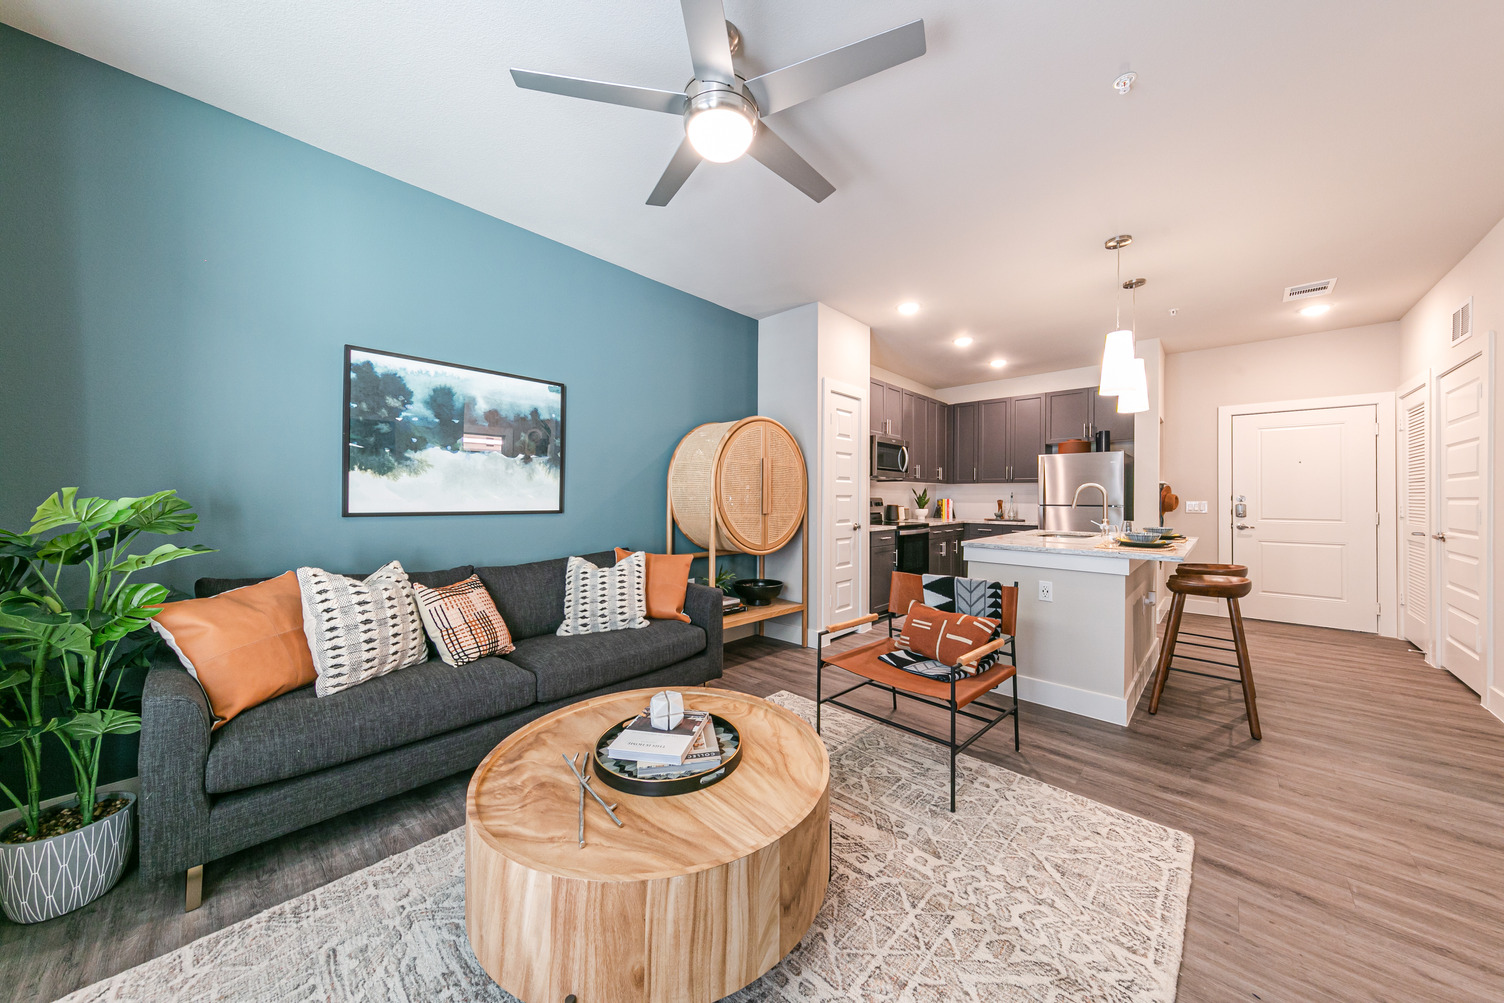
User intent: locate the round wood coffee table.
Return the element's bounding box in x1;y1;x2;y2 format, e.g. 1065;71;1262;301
465;688;830;1003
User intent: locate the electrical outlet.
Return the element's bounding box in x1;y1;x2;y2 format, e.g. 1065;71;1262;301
1186;500;1208;514
1038;580;1053;602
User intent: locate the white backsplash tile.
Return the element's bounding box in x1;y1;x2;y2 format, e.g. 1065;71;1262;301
870;481;1038;521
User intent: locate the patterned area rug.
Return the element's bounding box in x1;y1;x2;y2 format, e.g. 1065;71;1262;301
61;692;1193;1003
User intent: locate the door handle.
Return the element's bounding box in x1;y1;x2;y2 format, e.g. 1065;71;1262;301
1411;531;1426;537
1432;532;1447;541
1236;523;1255;530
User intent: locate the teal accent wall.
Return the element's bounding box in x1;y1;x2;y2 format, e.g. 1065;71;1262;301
0;26;757;797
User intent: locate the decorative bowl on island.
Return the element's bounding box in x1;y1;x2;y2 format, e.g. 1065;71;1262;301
1142;526;1174;538
1123;531;1164;545
732;579;784;606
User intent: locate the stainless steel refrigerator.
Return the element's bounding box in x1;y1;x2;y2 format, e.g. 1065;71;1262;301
1037;453;1126;532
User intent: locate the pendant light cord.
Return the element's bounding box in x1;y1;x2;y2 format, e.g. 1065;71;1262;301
1115;245;1122;330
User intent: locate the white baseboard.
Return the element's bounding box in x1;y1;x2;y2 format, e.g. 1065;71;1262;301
0;776;140;832
1488;686;1504;725
1016;674;1129;727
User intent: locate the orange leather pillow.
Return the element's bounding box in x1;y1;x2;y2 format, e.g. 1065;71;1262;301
896;604;1001;666
615;548;692;623
149;571;317;728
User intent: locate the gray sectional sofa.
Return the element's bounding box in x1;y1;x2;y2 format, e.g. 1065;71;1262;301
138;550;723;887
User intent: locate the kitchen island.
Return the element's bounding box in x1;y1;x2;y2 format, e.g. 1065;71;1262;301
963;531;1197;726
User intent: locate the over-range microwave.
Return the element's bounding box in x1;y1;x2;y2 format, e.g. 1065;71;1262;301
871;433;909;480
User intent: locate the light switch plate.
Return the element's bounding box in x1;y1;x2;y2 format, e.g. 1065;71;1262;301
1186;500;1209;513
1038;580;1053;602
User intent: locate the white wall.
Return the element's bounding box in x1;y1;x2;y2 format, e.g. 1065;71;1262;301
936;364;1102;404
1162;323;1402;548
759;303;871;645
1397;213;1503;718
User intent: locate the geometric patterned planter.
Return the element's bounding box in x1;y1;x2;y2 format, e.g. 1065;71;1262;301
0;791;135;924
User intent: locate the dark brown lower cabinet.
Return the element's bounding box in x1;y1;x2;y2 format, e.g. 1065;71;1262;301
869;529;897;612
926;526;965;576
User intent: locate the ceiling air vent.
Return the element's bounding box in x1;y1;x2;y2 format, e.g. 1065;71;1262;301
1451;297;1473;345
1283;278;1337;302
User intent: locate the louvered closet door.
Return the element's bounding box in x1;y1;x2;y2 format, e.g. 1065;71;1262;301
1398;383;1430;653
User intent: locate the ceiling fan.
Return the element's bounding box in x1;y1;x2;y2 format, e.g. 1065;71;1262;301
510;0;926;205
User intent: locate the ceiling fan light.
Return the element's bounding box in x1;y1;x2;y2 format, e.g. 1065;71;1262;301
1098;329;1137;396
1116;358;1149;414
685;90;756;163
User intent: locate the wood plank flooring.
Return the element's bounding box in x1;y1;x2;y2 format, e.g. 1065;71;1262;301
5;614;1503;1002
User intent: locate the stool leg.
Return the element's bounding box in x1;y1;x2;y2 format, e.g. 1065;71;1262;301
1149;592;1186;714
1227;597;1262;740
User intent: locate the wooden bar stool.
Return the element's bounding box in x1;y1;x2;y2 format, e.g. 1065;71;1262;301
1149;574;1262;740
1175;563;1247;578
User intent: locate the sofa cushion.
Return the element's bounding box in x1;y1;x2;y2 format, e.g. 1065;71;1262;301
474;550;616;640
196;565;474;599
204;655;536;794
504;619;706;703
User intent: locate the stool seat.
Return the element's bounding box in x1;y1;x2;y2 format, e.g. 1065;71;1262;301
1174;562;1247;578
1167;574;1252;600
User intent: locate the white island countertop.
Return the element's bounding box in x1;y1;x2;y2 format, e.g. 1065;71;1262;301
966;530;1197;565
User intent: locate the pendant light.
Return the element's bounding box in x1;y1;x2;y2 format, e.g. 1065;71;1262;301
1116;276;1149;414
1098;235;1138;396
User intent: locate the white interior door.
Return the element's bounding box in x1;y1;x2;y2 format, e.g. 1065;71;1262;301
1437;357;1487;694
1231;405;1379;631
1398;381;1431;652
823;386;863;628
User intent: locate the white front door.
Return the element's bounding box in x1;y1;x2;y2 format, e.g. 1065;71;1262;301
1437;357;1487;694
1231;405;1379;631
823;386;863;629
1398;381;1431;652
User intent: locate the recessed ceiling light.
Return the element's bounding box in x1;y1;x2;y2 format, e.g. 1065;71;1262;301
953;335;973;347
1299;303;1332;317
897;301;920;316
989;358;1007;369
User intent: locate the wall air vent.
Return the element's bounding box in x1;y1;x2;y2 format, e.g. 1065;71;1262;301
1282;278;1337;302
1451;297;1473;345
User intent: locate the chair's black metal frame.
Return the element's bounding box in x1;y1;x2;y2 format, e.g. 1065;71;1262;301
815;608;1019;812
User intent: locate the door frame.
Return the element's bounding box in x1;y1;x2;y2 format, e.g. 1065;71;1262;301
819;377;868;642
1396;369;1433;663
1208;392;1397;636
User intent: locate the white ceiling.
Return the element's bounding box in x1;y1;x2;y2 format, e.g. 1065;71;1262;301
6;1;1504;387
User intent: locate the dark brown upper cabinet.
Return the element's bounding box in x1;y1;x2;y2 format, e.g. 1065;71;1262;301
1045;387;1093;442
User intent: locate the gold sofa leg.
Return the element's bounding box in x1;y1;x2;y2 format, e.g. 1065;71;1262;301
185;865;204;912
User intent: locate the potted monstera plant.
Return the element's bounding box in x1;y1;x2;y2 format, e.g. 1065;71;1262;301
0;489;211;923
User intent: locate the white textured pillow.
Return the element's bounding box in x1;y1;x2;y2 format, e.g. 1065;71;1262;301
557;552;648;635
297;561;427;696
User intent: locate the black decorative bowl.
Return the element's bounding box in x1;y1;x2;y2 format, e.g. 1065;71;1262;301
732;578;784;607
592;715;742;797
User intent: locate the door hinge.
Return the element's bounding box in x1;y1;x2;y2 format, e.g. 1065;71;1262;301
1373;422;1380;437
1375;511;1381;526
1376;602;1382;616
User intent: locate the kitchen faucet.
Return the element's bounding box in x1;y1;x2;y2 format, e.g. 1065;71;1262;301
1072;482;1111;533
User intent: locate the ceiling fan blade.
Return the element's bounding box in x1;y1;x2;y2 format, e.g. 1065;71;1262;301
744;19;926;116
647;139;702;206
747;123;834;203
511;69;687;115
680;0;736;84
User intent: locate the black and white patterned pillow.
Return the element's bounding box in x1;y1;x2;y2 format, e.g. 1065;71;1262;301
920;574;1004;620
297;561;428;696
557;552;648;635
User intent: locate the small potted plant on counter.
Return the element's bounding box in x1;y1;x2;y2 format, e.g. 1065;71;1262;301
912;488;930;518
0;489;212;923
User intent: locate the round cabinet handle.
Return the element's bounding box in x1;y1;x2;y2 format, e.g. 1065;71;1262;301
1431;532;1447;541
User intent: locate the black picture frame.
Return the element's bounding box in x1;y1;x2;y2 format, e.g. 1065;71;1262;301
342;345;566;517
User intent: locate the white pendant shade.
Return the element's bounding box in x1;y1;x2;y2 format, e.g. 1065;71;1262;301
1116;358;1149;414
1098;329;1137;396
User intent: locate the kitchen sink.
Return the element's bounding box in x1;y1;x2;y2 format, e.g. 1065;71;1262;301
1034;531;1099;538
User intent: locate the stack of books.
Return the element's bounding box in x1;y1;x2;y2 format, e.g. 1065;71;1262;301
604;707;723;779
721;594;745;615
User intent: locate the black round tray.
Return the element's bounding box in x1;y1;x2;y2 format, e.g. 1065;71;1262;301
591;714;741;797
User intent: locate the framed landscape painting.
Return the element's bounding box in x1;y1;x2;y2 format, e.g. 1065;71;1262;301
343;346;565;516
